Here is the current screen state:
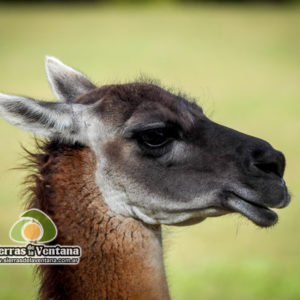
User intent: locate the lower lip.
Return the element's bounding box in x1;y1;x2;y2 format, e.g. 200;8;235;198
225;194;278;227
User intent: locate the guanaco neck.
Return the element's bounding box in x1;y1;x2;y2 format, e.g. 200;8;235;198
28;142;170;300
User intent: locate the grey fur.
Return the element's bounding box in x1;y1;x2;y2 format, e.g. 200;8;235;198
0;57;290;228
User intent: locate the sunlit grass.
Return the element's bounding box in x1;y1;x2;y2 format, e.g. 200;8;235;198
0;3;299;299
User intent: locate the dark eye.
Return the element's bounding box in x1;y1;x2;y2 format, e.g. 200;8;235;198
138;128;175;148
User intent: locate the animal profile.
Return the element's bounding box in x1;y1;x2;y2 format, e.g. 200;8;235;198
0;57;290;299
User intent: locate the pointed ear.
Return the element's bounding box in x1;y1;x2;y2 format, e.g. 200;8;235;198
0;93;88;144
45;56;96;103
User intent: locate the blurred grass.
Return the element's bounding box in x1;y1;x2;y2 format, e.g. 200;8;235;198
0;3;299;300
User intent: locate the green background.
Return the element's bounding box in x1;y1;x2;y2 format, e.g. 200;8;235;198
0;3;299;299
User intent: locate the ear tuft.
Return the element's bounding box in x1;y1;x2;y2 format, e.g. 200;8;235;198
45;56;96;103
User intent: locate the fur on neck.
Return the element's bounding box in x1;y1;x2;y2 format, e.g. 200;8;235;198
23;140;170;300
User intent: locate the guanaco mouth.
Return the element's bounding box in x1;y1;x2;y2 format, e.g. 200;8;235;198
224;192;278;227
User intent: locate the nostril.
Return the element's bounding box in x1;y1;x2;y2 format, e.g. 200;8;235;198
254;162;281;177
249;148;285;178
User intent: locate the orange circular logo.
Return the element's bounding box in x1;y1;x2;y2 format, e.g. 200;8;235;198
22;222;42;241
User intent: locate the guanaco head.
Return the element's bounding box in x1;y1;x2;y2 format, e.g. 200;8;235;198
0;57;290;227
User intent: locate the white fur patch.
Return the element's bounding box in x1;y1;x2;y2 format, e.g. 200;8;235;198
45;56;95;103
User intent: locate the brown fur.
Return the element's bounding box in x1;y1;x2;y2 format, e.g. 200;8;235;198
75;83;202;131
16;81;288;299
25;140;169;300
1;59;288;300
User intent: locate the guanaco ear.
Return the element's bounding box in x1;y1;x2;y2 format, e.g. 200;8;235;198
0;93;88;143
45;56;96;103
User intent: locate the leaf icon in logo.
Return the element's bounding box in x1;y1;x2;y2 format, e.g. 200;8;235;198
10;209;57;243
10;219;30;243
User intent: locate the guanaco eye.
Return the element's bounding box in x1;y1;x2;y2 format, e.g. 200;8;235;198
138;128;175;148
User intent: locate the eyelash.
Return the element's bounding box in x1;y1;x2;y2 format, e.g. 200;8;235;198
134;127;179;157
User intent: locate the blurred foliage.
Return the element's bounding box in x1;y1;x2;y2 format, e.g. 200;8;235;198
0;3;299;300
